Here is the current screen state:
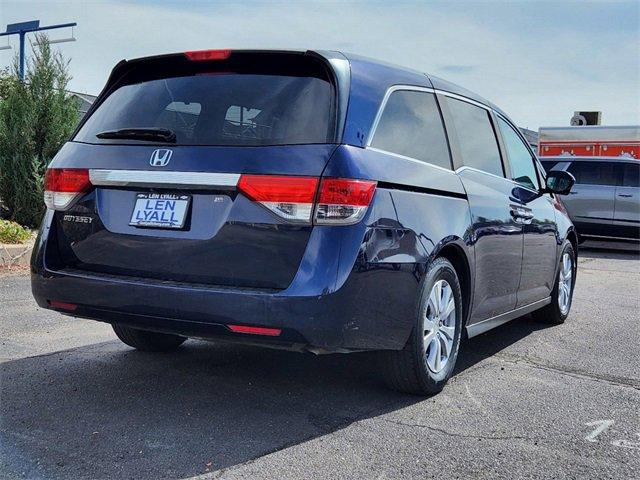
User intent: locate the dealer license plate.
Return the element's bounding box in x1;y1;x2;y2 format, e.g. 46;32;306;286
129;193;190;229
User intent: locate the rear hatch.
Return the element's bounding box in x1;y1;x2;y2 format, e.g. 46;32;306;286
46;51;339;290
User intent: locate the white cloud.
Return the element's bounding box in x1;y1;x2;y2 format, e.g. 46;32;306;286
1;0;638;128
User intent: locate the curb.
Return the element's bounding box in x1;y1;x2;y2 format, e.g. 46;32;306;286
0;242;34;269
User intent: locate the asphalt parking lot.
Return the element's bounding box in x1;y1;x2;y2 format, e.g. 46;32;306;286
1;241;639;479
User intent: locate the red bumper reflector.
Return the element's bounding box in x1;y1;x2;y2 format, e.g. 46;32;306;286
184;49;232;61
49;300;78;311
227;324;282;336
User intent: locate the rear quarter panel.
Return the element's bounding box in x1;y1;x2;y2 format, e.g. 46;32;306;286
322;145;474;343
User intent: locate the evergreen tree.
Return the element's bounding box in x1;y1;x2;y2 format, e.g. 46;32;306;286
0;34;78;227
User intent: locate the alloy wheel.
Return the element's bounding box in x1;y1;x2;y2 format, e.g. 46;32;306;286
558;252;573;315
423;279;456;373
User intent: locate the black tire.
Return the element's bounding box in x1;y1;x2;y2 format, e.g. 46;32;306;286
532;242;576;325
112;324;186;352
379;257;463;395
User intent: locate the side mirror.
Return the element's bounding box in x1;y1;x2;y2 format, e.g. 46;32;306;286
545;170;575;195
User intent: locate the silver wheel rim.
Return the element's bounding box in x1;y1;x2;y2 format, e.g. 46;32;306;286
423;279;456;374
558;252;573;315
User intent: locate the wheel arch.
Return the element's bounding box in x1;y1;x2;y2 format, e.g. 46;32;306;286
433;240;473;334
556;227;578;290
566;227;579;260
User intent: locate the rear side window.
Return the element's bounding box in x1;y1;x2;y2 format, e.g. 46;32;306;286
568;162;617;186
497;117;540;190
445;98;504;177
75;56;334;146
370;90;451;169
621;163;639;187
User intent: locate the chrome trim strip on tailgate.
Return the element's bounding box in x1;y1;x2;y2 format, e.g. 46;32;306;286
89;170;240;189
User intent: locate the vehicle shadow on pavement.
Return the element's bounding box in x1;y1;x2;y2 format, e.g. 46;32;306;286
455;314;553;375
0;310;553;480
0;340;419;479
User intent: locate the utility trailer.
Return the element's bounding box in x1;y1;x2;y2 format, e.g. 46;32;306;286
538;125;640;159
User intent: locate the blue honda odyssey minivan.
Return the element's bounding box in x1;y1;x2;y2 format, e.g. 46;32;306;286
31;50;577;394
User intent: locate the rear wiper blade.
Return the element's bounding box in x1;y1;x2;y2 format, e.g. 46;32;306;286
95;128;176;143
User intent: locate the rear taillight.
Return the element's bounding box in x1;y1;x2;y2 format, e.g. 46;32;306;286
237;175;376;225
238;175;319;222
315;178;377;225
44;168;92;210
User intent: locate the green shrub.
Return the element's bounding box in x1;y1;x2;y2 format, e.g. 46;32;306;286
0;34;78;227
0;219;31;244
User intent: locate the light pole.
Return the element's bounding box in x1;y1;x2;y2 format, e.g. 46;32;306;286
0;20;77;81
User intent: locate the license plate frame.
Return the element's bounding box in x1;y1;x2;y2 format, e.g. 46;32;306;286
129;193;191;229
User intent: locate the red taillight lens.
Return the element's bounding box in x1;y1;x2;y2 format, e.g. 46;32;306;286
315;178;377;224
227;324;282;336
45;168;91;192
184;49;232;61
44;168;92;210
238;175;319;222
318;178;377;206
238;175;318;203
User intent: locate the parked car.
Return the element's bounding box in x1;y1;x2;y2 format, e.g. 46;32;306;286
541;156;639;241
31;50;577;395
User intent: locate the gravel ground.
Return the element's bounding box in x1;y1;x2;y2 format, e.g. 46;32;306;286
1;240;639;479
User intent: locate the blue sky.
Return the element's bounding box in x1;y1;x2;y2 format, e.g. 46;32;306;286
1;0;638;129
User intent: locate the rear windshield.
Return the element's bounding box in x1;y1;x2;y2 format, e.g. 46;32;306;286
75;54;335;146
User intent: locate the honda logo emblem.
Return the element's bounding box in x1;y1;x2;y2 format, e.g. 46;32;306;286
150;149;173;167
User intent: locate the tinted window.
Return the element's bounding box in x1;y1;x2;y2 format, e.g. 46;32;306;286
541;161;559;172
75;74;333;146
155;101;202;137
446;98;503;177
497;117;540;190
370;90;451;169
622;163;639;187
568;162;617;186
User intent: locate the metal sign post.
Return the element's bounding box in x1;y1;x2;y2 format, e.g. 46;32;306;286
0;20;77;81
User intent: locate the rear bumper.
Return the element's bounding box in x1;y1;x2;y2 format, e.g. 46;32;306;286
31;213;420;353
31;266;418;353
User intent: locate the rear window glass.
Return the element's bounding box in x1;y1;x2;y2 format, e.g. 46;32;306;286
75;63;334;146
445;97;504;177
568;161;617;186
370;90;451;169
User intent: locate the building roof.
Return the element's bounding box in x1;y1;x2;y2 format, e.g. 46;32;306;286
67;91;97;104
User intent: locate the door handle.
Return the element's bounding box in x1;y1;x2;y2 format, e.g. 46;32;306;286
510;206;533;222
617;194;633;198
